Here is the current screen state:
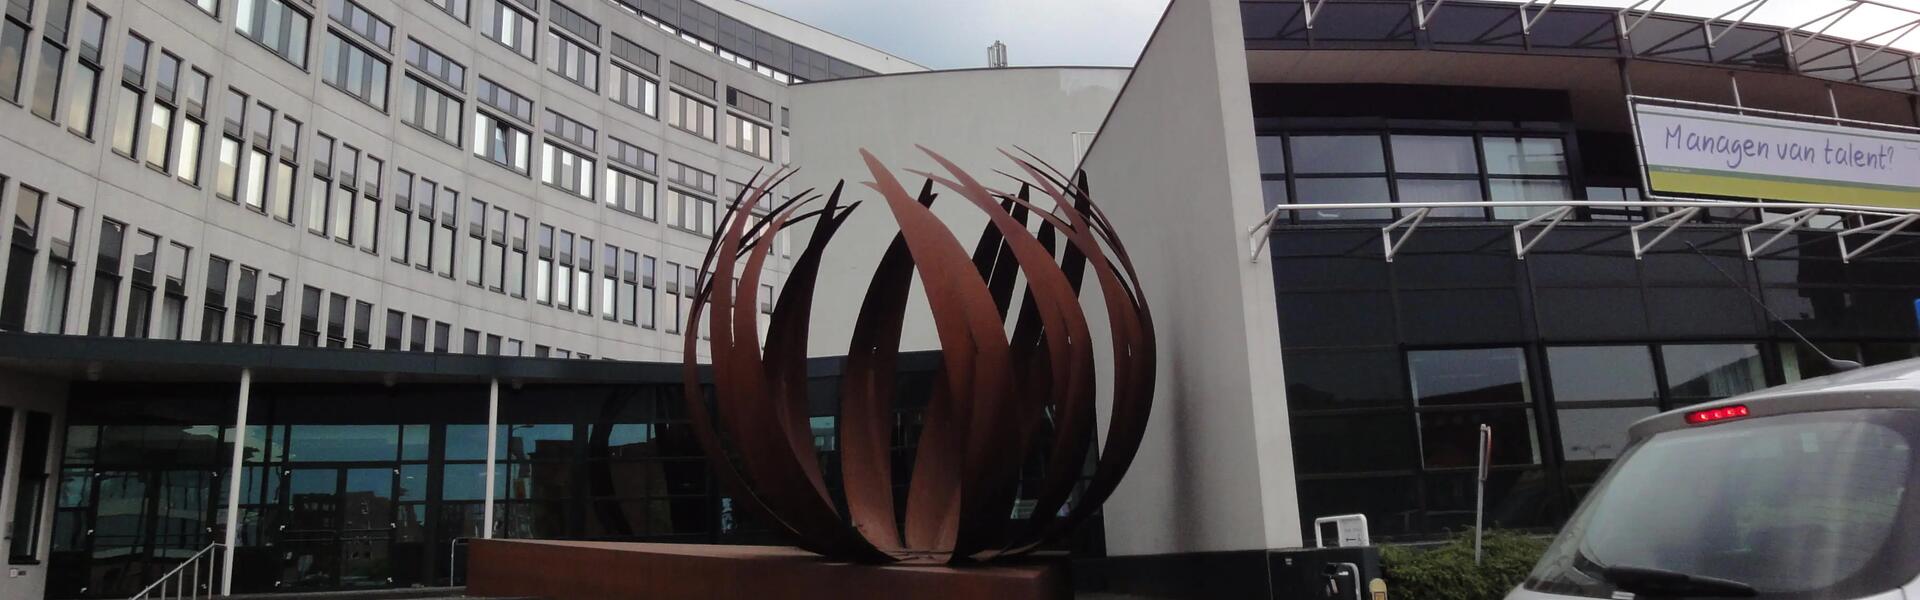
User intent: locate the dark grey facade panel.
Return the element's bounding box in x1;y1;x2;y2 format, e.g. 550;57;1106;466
611;0;877;81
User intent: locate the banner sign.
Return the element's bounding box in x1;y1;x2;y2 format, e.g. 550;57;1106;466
1633;102;1920;209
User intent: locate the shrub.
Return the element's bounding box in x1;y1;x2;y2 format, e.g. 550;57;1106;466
1380;530;1549;600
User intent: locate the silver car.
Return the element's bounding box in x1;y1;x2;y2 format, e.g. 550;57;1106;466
1510;359;1920;600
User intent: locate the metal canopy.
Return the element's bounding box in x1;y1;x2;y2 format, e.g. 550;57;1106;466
1248;198;1920;263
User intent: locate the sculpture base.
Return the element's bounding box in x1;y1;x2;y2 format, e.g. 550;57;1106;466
467;539;1070;600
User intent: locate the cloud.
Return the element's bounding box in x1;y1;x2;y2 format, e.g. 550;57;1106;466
747;0;1169;69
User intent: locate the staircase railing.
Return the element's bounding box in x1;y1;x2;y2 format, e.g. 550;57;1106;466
129;543;226;600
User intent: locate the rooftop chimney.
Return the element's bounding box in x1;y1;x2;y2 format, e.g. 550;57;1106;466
988;41;1008;68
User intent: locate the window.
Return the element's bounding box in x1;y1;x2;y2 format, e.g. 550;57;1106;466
175;69;208;184
618;249;637;325
390;169;414;264
1288;135;1389;221
1660;344;1765;408
158;242;188;339
351;300;371;348
474;76;531;122
8;412;51;564
408;315;426;351
110;33;147;158
235;0;309;68
462;328;479;354
325;292;346;347
141;52;179;172
123;231;156;338
1482;136;1570;219
321;32;389;110
541;143;593;199
1408;348;1539;469
485;206;506;291
189;0;217;17
40;200;76;334
84;218;122;336
28;0;72;120
307;135;334;235
666;188;714;236
0;0;29;104
400;75;460;145
200;255;228;341
406;175;436;268
215;90;244;200
433;321;449;353
609;62;656;117
296;285;318;346
604;167;655;219
464;198;485;286
63;6;104;137
664;260;679;334
546;29;596;91
724;113;771;161
535;224;552;304
356;155;380;252
499;214;524;298
1548;346;1659;469
1391;135;1484;219
260;274;284;344
574;235;591;316
1;184;41;331
405;38;463;90
434;186;457;279
554;229;572;310
427;0;467;22
472;111;529;173
231;265;256;343
597;244;617;321
485;0;535;60
327;0;390;51
665;89;713;140
311;142;359;243
384;309;402;349
683;265;698;339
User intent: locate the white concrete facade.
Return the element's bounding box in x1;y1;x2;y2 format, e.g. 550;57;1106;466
786;65;1129;358
0;0;919;363
1074;0;1302;555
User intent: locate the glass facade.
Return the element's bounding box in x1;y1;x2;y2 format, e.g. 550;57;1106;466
1262;82;1920;541
38;354;1091;597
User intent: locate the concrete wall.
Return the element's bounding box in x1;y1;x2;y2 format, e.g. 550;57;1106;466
1074;0;1302;554
0;371;69;600
786;66;1128;358
0;0;818;362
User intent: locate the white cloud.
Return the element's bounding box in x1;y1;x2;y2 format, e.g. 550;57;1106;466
747;0;1169;68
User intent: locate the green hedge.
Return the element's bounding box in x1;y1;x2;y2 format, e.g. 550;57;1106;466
1380;530;1550;600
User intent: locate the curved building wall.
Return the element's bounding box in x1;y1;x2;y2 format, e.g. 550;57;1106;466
0;0;910;362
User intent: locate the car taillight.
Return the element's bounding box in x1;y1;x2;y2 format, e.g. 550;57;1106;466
1686;405;1750;425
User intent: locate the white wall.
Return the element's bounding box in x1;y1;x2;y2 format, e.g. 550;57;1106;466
1074;0;1303;555
0;371;69;600
787;66;1129;358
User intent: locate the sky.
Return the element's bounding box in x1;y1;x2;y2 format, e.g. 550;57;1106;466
744;0;1920;71
746;0;1170;69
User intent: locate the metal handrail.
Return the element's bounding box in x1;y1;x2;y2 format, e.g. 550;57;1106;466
1247;198;1920;262
130;543;225;600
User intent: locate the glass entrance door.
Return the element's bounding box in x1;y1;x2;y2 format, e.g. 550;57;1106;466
279;467;396;590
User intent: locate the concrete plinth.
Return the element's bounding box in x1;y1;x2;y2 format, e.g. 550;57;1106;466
466;539;1070;600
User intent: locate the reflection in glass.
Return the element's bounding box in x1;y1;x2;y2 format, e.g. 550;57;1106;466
1556;407;1656;462
1290;135;1385;173
1410;348;1530;407
1489;178;1569;220
1547;346;1656;402
1661;344;1765;406
1417;407;1539;468
1293;177;1390;221
1390;136;1478;174
1395;178;1482;218
1256;135;1287;173
287;425;399;462
1482;137;1566;176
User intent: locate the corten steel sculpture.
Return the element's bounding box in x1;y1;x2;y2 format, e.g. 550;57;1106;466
680;147;1155;564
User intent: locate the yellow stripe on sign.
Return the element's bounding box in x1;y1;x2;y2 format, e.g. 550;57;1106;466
1649;171;1920;210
